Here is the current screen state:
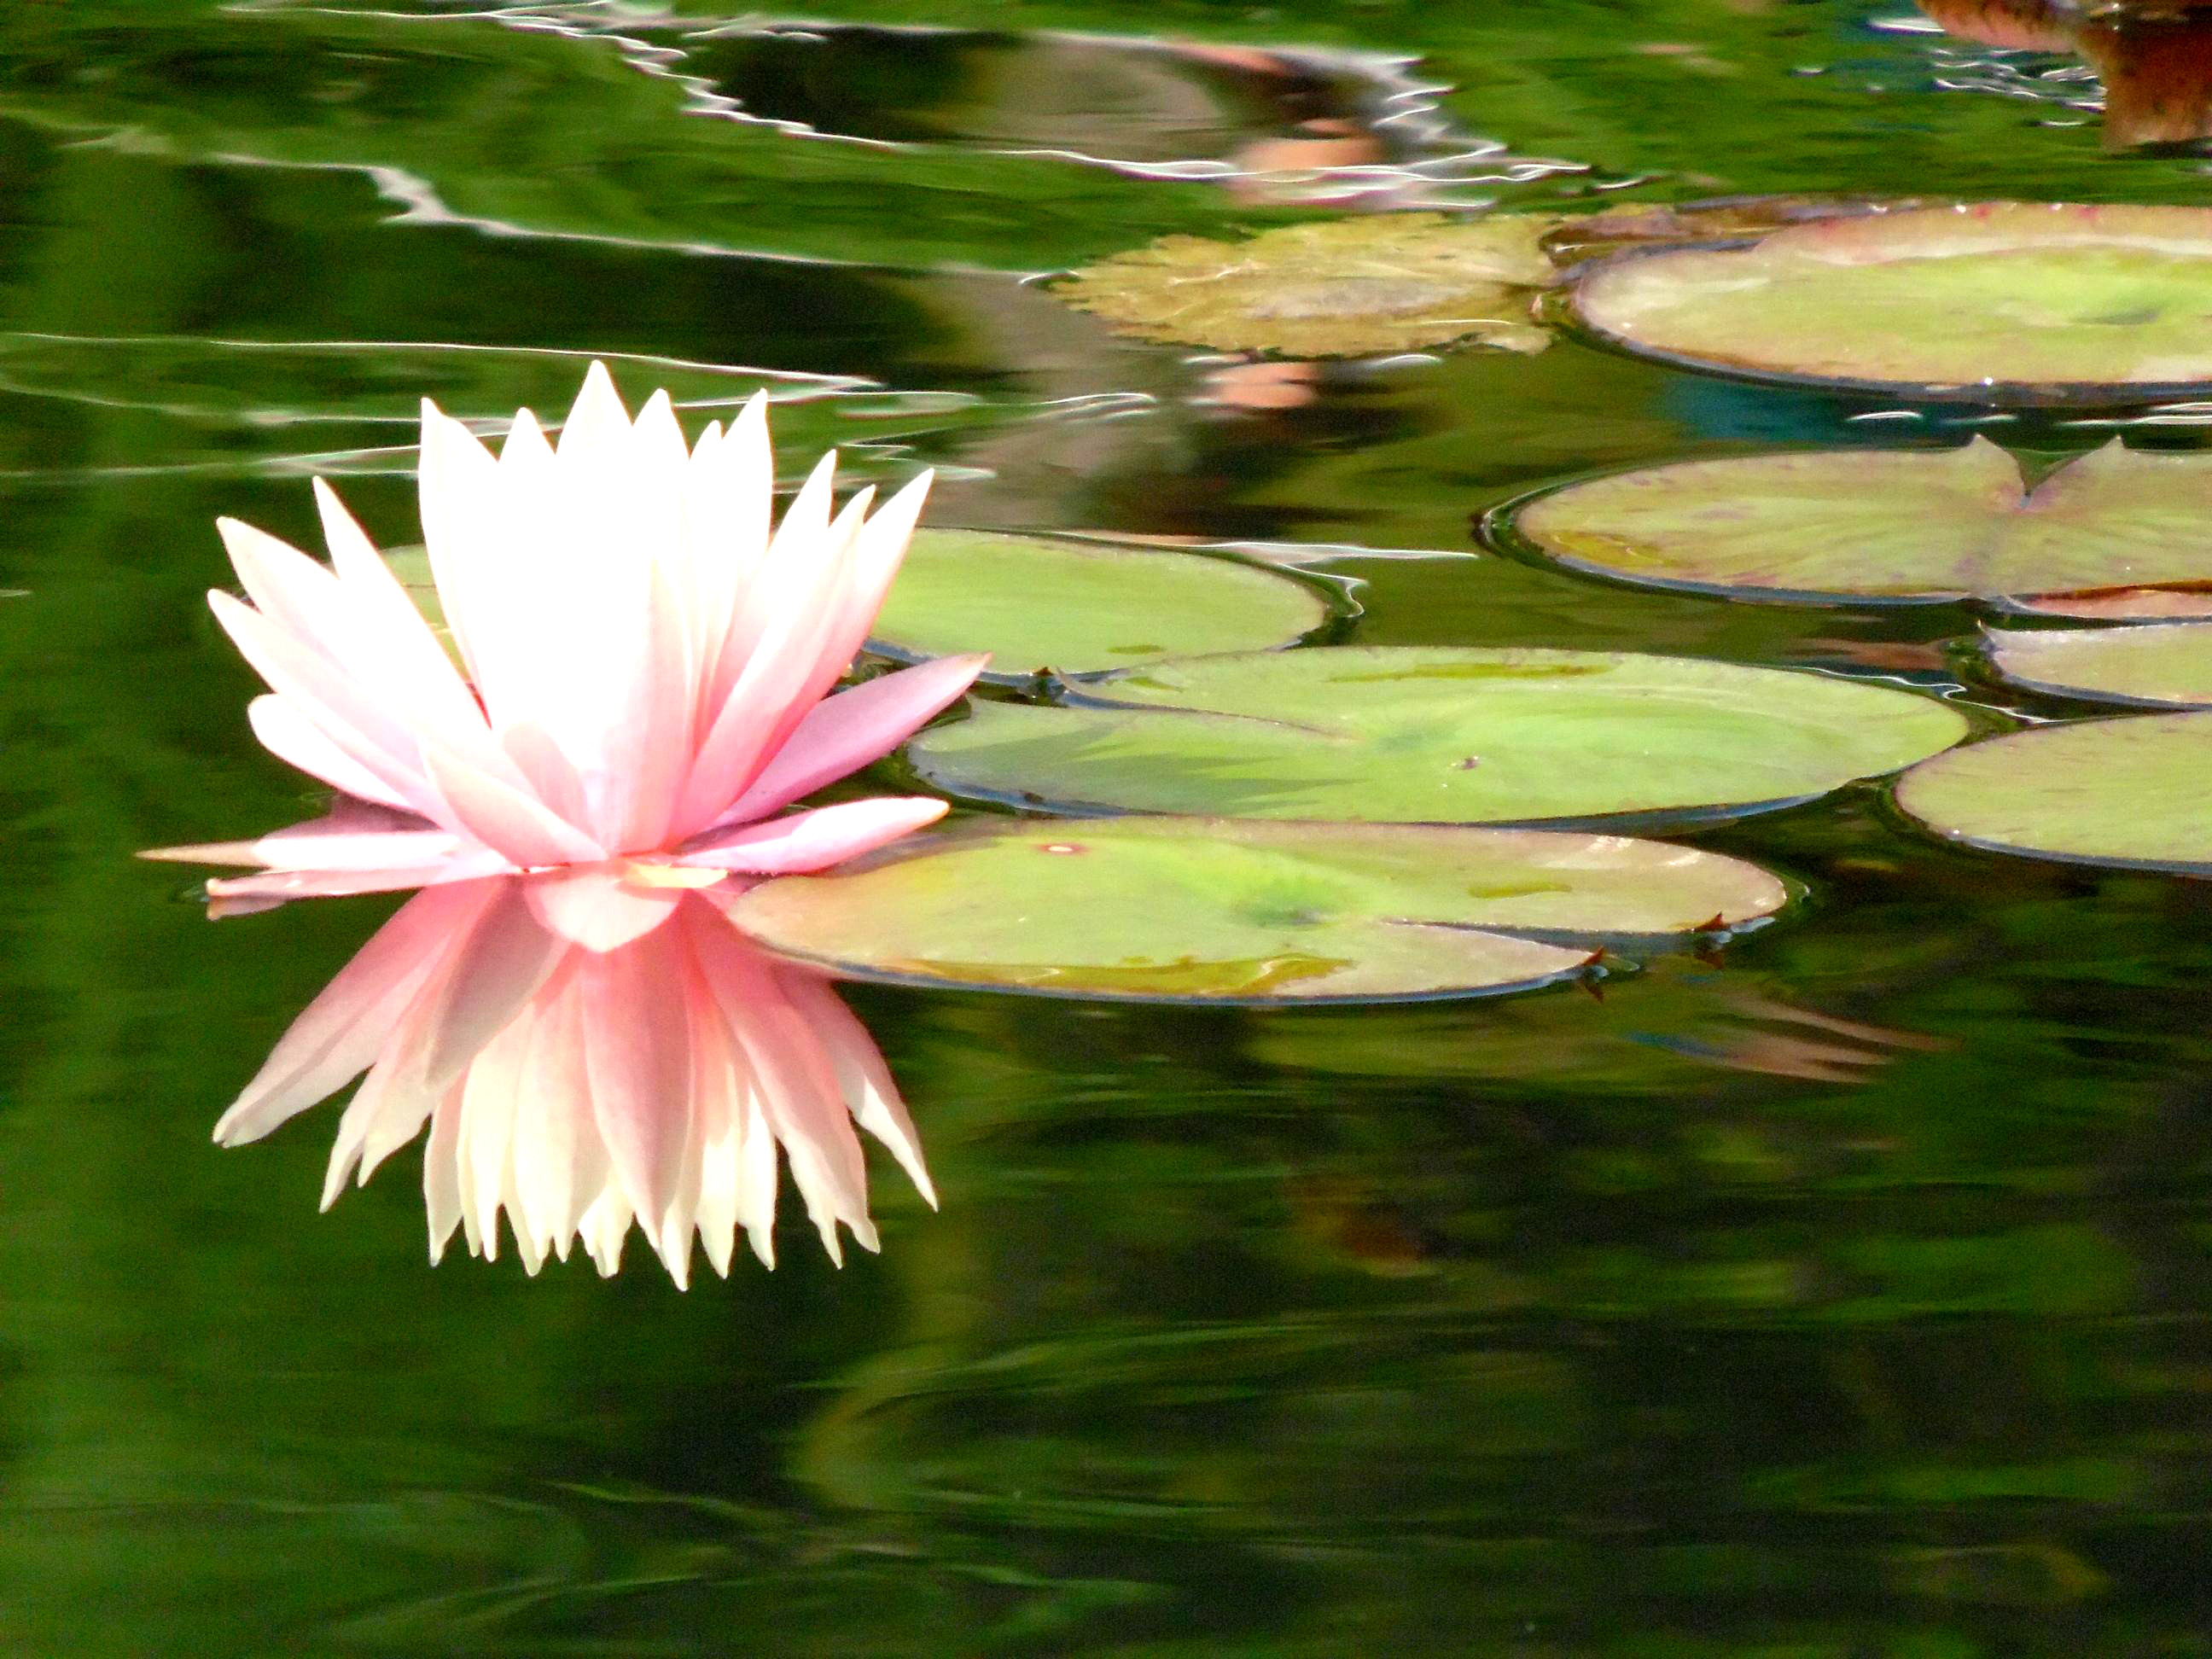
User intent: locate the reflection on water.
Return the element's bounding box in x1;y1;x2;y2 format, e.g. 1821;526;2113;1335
212;872;931;1284
1912;0;2212;148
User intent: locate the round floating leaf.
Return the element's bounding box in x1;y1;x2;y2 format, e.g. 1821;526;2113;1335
1982;621;2212;707
1572;202;2212;399
866;530;1334;681
1508;439;2212;604
906;646;1969;825
732;815;1790;1004
1053;212;1558;358
1895;713;2212;872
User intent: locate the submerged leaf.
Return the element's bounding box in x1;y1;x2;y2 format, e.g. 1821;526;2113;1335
906;646;1968;825
1052;212;1559;358
732;815;1790;1003
1982;621;2212;708
1572;201;2212;399
1509;439;2212;604
1895;713;2212;872
866;531;1334;681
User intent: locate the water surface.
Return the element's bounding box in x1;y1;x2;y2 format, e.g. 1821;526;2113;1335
3;3;2211;1651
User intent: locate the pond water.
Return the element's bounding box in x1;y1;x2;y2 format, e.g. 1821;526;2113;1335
5;2;2212;1652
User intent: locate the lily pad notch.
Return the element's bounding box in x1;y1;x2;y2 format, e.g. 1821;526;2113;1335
1502;439;2212;607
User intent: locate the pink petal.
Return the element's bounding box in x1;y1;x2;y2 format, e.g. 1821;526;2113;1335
508;969;608;1265
210;880;501;1146
409;878;573;1089
802;472;934;696
599;560;695;853
319;878;571;1204
522;866;684;952
678;796;947;875
780;967;936;1208
420;743;606;868
245;696;414;811
683;394;771;694
204;849;513;901
704;448;839;712
208;590;444;819
713;654;987;827
222;515;504;790
147;815;465;877
497;721;593;831
685;910;873;1263
579;938;695;1272
416;399;505;695
312;477;491;742
672;490;875;833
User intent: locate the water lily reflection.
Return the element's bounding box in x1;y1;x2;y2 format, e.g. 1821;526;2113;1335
217;866;932;1285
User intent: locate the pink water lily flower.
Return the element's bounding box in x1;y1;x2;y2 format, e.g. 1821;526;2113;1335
144;362;986;933
225;872;931;1283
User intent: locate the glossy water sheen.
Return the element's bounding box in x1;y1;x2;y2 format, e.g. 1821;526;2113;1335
4;3;2212;1652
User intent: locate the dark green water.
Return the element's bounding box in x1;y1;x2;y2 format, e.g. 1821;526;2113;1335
4;2;2211;1652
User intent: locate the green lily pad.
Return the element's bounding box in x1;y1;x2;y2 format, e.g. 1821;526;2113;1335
1894;713;2212;872
1507;439;2212;604
1982;622;2212;708
1571;202;2212;399
866;531;1335;681
731;815;1790;1004
905;646;1969;825
1052;212;1559;358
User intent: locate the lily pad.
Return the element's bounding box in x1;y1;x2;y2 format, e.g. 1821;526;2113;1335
1982;622;2212;708
1507;439;2212;604
906;646;1969;825
1894;713;2212;872
1052;212;1558;358
1571;202;2212;399
865;531;1336;680
1992;585;2212;621
731;815;1790;1004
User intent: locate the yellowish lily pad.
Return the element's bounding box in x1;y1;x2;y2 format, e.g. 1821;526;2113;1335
1509;439;2212;604
1052;212;1559;358
1982;621;2212;708
1572;202;2212;399
1895;713;2212;872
